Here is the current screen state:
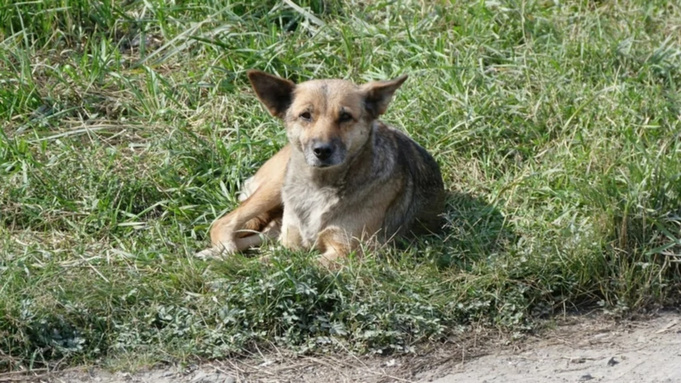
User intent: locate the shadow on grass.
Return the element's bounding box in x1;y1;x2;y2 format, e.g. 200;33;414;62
433;190;516;270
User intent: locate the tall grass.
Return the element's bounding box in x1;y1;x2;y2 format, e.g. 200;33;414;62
1;0;680;372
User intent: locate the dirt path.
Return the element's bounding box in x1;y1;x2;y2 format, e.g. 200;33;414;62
6;311;680;383
430;312;681;383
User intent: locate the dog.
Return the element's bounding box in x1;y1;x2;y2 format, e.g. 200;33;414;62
196;70;445;266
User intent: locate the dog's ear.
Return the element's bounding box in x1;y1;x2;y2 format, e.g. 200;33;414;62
362;74;408;117
247;70;296;119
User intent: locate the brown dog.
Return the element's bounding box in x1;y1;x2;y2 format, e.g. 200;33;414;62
196;70;445;265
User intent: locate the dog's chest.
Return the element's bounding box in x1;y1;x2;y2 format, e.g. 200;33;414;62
282;181;340;245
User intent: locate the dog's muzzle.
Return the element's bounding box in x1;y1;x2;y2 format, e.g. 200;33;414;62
306;139;345;168
312;142;333;161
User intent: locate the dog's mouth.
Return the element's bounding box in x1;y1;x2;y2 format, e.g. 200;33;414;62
307;156;343;169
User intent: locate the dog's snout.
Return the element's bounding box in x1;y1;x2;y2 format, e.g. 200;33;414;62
312;142;334;160
305;138;344;168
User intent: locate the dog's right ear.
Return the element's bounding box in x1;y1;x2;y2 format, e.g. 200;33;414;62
361;74;408;118
247;70;296;119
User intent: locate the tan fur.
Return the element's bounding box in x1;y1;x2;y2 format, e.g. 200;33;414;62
196;146;288;258
197;70;445;266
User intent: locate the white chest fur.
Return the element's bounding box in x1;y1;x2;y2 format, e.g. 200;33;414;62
281;180;340;247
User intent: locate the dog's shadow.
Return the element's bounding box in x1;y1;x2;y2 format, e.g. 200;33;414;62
414;191;516;270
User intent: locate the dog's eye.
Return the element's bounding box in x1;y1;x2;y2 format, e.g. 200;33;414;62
299;112;312;121
338;112;353;123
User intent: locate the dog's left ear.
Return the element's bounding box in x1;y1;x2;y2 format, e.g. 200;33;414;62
247;70;296;119
362;74;408;117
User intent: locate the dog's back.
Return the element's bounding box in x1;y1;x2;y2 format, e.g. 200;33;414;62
373;122;445;241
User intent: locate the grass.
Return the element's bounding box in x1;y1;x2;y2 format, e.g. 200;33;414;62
1;0;680;372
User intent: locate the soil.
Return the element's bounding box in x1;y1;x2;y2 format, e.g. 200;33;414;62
3;311;680;383
430;311;681;383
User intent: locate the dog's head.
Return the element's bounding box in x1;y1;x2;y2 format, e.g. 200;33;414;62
247;70;407;169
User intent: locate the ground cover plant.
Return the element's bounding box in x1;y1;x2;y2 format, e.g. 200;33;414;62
1;0;680;372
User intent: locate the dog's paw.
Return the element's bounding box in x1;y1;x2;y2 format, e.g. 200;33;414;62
238;176;258;202
195;247;222;259
195;242;237;260
317;252;345;271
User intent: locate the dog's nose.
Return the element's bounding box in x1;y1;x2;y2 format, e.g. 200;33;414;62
312;143;334;160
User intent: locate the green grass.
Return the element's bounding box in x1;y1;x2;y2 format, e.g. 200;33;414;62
1;0;680;372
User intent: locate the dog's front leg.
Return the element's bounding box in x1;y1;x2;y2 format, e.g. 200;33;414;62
196;195;280;259
279;215;304;250
315;226;357;268
196;146;290;259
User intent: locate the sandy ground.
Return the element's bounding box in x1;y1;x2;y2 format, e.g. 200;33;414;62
3;311;680;383
430;312;681;383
